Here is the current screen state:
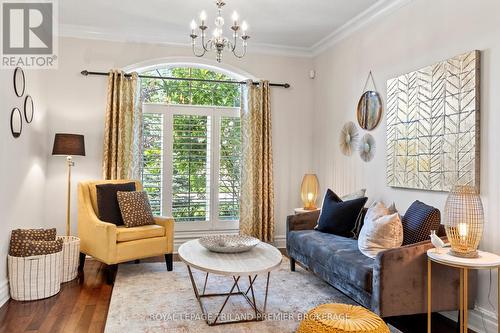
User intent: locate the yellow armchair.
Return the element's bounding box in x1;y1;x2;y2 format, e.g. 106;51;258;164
77;180;174;278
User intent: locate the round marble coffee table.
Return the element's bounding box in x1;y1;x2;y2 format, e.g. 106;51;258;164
178;239;282;326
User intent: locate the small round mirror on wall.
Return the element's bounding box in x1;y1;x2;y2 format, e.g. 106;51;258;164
24;95;34;123
356;91;383;131
13;67;25;97
11;107;23;138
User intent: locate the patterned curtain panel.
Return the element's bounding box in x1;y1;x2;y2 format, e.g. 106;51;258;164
239;80;275;242
102;70;143;180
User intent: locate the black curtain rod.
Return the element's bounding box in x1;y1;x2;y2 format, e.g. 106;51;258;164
80;70;290;88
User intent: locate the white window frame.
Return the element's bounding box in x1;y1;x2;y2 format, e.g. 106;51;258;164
143;103;240;233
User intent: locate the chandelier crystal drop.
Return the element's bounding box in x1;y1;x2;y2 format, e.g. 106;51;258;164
190;0;250;63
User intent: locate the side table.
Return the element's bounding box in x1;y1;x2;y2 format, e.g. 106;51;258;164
427;248;500;333
294;207;320;215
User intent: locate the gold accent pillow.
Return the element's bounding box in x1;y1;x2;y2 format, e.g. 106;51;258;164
117;191;155;228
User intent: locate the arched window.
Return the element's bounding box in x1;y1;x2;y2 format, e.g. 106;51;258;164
141;65;241;232
141;66;240;107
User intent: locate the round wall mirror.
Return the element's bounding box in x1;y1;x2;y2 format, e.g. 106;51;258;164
13;67;25;97
24;95;34;123
356;91;383;131
11;107;23;138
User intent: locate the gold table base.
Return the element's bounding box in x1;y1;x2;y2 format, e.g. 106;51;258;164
427;259;500;333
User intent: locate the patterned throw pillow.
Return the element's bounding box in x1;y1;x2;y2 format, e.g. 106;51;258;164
117;191;155;228
17;239;64;257
9;228;57;257
402;200;441;245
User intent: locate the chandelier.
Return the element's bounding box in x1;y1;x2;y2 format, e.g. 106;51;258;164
190;0;250;62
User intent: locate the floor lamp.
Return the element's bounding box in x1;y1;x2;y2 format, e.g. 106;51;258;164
52;133;86;236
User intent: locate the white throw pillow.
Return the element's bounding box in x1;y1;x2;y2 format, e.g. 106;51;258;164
358;201;403;259
341;188;366;201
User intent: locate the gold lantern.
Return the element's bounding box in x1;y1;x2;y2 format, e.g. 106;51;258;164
301;174;319;210
444;185;484;258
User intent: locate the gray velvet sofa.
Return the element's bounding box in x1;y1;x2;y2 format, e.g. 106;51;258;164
286;210;477;318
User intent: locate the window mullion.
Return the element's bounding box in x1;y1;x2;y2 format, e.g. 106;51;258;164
210;109;220;230
163;107;174;217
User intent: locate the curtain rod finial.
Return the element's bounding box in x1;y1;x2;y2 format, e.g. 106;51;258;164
284;83;290;88
81;70;89;76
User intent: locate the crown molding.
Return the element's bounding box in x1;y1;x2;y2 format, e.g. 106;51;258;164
59;24;313;58
311;0;413;57
60;1;412;60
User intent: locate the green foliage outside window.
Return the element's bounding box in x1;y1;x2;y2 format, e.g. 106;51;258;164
141;67;240;107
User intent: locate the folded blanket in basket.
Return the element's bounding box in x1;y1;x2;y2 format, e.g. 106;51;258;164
9;228;61;257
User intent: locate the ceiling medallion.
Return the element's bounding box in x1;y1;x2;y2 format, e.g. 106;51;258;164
190;0;250;62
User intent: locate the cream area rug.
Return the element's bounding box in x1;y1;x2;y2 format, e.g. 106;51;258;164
105;259;402;333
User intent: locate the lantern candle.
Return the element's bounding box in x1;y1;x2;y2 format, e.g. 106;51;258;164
458;222;468;240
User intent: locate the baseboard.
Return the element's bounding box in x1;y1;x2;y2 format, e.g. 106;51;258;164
274;235;286;249
441;306;497;333
173;232;287;253
0;278;9;308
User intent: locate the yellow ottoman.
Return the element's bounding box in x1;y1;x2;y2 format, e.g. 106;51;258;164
297;303;390;333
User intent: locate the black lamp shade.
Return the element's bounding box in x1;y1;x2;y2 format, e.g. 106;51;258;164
52;133;86;156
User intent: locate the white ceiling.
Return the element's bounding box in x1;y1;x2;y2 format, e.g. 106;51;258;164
60;0;400;54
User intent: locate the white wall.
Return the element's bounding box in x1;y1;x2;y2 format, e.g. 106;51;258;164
42;37;315;248
312;0;500;331
0;68;49;306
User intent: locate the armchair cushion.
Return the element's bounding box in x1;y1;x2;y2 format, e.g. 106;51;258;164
116;224;165;242
96;182;136;226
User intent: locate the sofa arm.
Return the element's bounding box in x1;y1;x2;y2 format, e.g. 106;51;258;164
286;210;320;233
372;237;476;317
154;216;174;253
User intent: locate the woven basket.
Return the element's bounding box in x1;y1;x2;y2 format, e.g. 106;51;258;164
57;236;80;282
8;251;63;301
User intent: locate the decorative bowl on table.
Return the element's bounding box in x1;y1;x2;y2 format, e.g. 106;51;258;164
199;235;260;253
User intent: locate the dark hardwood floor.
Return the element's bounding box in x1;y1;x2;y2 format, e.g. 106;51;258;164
0;256;470;333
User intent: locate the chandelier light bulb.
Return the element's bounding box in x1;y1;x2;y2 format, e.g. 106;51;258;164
241;21;248;34
199;10;207;22
231;11;239;24
190;19;197;30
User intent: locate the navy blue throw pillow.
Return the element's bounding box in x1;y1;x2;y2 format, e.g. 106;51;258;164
315;189;368;237
402;200;441;245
